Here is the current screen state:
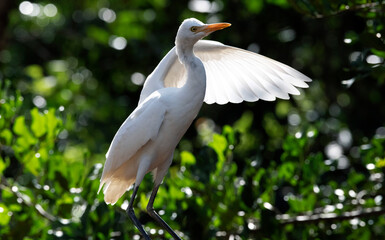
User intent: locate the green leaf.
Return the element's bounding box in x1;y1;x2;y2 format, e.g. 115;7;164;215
8;204;22;212
46;108;61;139
371;49;385;58
243;0;264;13
376;158;385;168
253;168;266;183
348;171;366;186
278;162;295;181
47;60;68;73
209;134;227;154
25;65;43;79
208;134;228;173
0;129;13;145
266;0;289;8
234;111;253;133
0;156;7;176
303;152;325;181
180;151;196;165
169;185;184;200
23;152;41;176
275;101;291;118
222;125;235;146
0;203;11;225
86;26;110;45
263;113;284;138
31;108;47;138
12;116;36;152
13;116;28;136
31;77;57;96
0;113;5;129
282;135;307;158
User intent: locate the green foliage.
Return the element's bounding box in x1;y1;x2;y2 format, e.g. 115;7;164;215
1;0;385;239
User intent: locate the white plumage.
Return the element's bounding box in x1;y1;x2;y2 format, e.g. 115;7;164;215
140;39;311;105
98;18;311;239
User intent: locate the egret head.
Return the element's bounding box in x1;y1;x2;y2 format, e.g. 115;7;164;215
175;18;231;47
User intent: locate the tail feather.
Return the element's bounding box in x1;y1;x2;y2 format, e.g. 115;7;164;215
101;178;135;205
98;158;138;205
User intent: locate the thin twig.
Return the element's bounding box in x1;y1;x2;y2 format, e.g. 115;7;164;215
277;206;385;224
289;1;385;19
0;181;71;224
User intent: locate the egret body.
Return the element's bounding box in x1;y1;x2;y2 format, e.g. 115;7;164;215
99;18;311;239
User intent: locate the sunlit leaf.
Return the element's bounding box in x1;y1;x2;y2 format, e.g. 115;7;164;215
376;158;385;168
208;134;228;174
46;108;61;140
25;65;43;79
222;125;235;146
12;116;36;151
180;151;196;165
0;156;6;176
8;204;22;212
0;129;12;145
31;108;47;138
13;116;29;136
253;168;266;183
23;152;41;176
278;162;295;181
0;203;11;226
31;76;57;96
169;185;184;200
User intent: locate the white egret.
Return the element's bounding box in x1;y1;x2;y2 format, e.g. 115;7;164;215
98;18;311;239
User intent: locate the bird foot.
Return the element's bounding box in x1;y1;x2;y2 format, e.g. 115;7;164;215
127;207;152;240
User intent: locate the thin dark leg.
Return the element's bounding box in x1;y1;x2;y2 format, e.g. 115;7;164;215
146;184;182;240
127;184;151;240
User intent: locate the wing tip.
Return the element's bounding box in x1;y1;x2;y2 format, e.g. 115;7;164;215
298;73;312;83
303;75;312;82
293;80;310;89
278;95;290;100
301;81;310;88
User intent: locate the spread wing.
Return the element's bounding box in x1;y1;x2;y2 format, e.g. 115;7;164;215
99;92;166;186
140;40;311;105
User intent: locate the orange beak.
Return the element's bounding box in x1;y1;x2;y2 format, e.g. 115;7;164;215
198;22;231;34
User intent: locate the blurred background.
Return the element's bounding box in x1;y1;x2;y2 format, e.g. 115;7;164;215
1;0;385;239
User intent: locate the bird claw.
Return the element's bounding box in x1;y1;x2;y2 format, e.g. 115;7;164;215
127;184;182;240
127;207;152;240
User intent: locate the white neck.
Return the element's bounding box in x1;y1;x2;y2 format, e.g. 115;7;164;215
176;42;206;102
176;41;194;65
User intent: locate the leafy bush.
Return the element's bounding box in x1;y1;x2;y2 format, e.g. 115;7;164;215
1;0;384;239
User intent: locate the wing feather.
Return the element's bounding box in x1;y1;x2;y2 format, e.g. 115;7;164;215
194;41;311;104
100;92;167;183
140;40;311;105
236;51;300;95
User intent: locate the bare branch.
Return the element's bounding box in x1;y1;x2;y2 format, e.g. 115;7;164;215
0;181;71;225
277;206;385;224
289;1;385;19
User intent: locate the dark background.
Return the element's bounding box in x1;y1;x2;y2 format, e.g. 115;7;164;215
1;0;384;239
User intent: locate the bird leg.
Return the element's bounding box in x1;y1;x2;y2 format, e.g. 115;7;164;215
146;184;182;240
127;184;151;240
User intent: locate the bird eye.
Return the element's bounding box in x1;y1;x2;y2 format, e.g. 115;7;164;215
190;26;197;32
